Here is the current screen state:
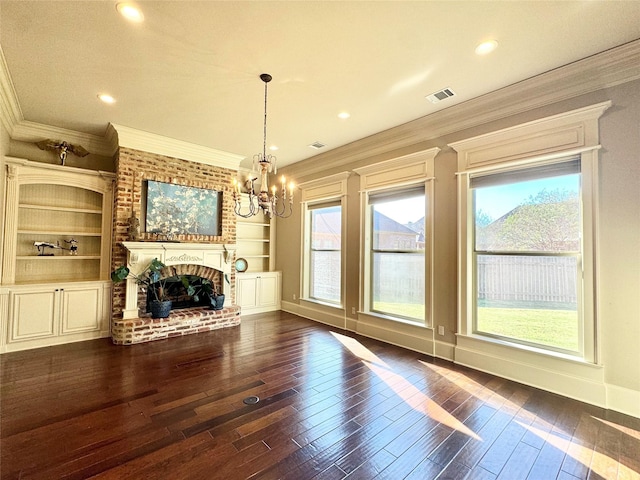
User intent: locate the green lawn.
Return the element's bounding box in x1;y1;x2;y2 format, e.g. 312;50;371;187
373;302;424;322
478;307;579;351
373;302;579;352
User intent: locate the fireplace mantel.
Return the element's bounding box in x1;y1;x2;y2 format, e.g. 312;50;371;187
120;242;236;319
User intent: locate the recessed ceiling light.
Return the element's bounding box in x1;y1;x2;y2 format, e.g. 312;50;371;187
269;145;279;151
116;2;144;23
338;112;350;119
97;93;116;104
475;40;498;56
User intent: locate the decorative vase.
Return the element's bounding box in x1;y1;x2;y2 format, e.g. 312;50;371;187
210;294;225;311
150;300;172;318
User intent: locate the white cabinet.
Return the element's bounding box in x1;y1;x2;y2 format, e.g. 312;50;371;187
9;287;58;341
1;282;112;353
236;272;281;314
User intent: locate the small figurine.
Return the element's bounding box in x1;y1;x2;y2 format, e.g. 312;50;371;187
34;241;62;256
65;238;78;255
128;215;140;241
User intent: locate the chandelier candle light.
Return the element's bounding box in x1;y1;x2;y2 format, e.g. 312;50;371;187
233;73;294;219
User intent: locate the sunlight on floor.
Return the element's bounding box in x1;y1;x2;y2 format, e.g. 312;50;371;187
364;360;482;441
332;331;481;441
330;331;390;368
592;416;640;441
517;421;640;479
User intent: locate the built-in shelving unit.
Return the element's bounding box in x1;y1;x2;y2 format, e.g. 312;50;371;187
234;193;280;313
235;195;275;273
1;157;115;353
13;183;107;284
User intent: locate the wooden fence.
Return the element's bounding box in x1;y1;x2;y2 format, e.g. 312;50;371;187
477;255;577;305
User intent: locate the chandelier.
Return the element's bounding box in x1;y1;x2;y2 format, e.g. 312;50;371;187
233;73;294;219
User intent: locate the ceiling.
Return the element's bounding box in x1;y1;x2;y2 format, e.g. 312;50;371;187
1;1;640;168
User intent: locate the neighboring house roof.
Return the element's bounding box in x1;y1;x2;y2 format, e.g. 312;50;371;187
373;212;419;235
312;210;341;235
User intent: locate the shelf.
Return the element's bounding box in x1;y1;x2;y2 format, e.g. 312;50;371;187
238;238;270;243
18;230;102;237
19;204;102;214
13;275;101;285
243;254;270;259
237;221;271;227
17;255;101;260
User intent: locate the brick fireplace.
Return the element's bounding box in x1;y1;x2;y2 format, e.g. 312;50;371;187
112;242;240;345
111;143;243;345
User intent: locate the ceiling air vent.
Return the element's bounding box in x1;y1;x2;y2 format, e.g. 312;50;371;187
426;87;456;104
309;141;326;150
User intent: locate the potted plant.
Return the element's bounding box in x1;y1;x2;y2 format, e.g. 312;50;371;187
182;277;225;310
111;258;174;318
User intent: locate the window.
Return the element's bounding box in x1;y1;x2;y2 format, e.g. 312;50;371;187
308;203;341;304
369;187;425;321
299;172;349;308
472;159;582;354
451;101;609;366
354;148;439;327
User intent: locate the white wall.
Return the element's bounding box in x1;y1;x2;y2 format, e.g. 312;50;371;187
277;78;640;417
597;80;640;393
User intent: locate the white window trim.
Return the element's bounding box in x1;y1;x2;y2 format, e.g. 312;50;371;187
353;148;440;327
299;172;350;309
448;101;610;406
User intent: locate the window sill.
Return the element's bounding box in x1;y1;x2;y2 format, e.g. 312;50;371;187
457;333;601;368
359;311;431;330
300;298;343;311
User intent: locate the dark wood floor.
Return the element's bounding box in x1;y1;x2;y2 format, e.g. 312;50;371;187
1;311;639;480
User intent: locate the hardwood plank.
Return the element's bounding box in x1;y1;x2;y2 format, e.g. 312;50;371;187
1;311;638;480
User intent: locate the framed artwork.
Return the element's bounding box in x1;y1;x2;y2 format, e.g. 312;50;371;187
143;180;222;236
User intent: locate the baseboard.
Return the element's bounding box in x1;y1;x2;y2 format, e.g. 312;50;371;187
434;339;455;361
281;300;346;329
454;337;607;408
281;301;435;357
353;319;434;357
606;383;640;418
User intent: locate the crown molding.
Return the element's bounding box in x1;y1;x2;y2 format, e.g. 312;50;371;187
0;45;23;136
3;39;639;173
109;123;245;170
1;45;116;157
11;120;116;157
285;39;640;179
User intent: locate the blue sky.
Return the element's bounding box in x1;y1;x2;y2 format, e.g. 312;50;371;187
474;175;579;220
371;174;579;225
375;197;425;225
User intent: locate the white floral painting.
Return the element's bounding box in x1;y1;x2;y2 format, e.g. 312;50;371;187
144;180;221;236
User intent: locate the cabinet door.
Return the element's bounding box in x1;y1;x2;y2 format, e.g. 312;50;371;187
9;289;58;341
258;275;278;307
237;276;259;309
60;285;102;334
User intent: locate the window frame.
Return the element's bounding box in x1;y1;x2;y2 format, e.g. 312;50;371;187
299;172;350;309
354;148;440;327
307;201;342;305
451;102;610;364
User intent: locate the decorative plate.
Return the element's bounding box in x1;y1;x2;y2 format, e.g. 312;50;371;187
235;257;248;273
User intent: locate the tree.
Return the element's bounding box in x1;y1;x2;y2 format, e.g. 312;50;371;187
480;188;580;251
497;188;579;251
475;209;494;228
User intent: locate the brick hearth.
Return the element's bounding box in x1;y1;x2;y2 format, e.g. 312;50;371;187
112;305;241;345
